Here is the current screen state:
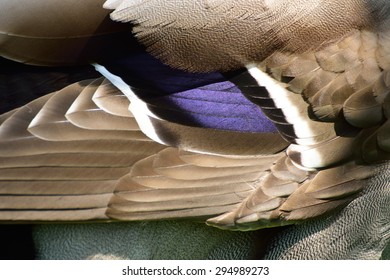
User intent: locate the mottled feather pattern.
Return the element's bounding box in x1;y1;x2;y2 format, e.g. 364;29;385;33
107;0;377;72
259;29;390;164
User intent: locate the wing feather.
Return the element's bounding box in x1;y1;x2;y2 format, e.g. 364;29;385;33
0;77;164;221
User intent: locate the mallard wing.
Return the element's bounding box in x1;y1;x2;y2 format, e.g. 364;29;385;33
0;53;287;222
0;0;389;231
104;0;390;230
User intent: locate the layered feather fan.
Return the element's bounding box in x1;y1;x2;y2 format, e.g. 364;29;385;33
0;0;389;236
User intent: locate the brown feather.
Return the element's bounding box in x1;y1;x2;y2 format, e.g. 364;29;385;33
0;0;131;65
108;0;374;72
91;79;133;117
65;79;138;131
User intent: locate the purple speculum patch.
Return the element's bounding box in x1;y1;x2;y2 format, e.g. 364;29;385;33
103;52;277;134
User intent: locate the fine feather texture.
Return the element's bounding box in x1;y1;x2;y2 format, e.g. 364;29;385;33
107;0;390;72
265;161;390;260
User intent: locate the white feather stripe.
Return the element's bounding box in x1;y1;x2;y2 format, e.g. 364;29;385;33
287;136;356;170
246;64;330;139
93;63;167;145
246;64;324;168
93;63;136;102
128;100;167;146
94;65;289;156
103;0;125;9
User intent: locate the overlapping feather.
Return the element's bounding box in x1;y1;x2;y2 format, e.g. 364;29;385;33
0;0;388;233
0;71;285;224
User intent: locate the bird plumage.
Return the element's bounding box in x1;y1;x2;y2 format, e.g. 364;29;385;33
0;0;389;259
